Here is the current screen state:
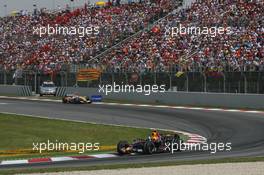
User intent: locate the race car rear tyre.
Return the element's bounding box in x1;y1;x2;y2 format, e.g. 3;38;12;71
117;141;129;155
173;134;180;141
143;141;155;154
172;135;182;152
62;98;67;103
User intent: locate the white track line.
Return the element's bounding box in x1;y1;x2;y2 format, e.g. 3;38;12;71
1;96;263;114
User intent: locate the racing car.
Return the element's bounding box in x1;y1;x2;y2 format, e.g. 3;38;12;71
62;94;92;104
117;130;183;155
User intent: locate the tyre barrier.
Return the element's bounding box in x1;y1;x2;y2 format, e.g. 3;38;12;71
56;87;67;97
18;86;32;96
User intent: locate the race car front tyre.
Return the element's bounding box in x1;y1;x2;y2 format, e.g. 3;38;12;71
143;141;155;154
117;141;129;155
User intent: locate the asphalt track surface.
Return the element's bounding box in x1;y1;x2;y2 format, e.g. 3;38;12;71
0;98;264;170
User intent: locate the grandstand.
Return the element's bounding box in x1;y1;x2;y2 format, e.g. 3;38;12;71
0;0;179;72
0;0;263;93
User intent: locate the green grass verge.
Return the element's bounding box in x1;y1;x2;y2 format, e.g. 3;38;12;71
0;113;184;160
1;156;264;175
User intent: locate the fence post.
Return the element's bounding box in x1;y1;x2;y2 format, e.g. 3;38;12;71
87;80;90;87
24;71;27;86
257;72;260;94
154;71;157;85
140;73;142;85
125;73;128;85
203;73;207;92
38;72;41;93
4;71;7;85
65;72;68;87
15;76;17;85
99;73;102;85
223;73;226;93
244;74;247;93
169;73;172;91
34;72;37;93
75;72;78;87
60;72;64;87
238;81;240;93
112;72;114;86
186;73;189;92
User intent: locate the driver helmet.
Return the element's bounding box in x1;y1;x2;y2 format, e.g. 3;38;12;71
151;130;160;141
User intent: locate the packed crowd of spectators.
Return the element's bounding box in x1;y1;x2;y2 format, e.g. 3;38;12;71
0;0;178;73
100;0;263;73
0;0;263;75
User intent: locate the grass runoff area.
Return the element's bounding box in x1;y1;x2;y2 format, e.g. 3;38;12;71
0;114;263;174
0;113;182;161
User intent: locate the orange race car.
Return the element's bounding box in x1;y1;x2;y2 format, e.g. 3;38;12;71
62;94;92;104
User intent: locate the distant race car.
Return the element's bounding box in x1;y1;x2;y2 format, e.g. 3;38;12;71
62;94;92;104
117;130;183;155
